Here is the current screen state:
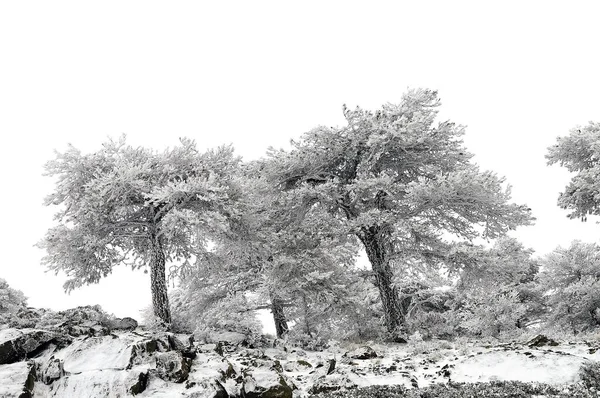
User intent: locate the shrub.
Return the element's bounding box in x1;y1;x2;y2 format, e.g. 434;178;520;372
579;361;600;390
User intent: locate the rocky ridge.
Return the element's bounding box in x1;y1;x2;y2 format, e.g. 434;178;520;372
1;306;599;397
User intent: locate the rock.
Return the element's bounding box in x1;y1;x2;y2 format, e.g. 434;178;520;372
0;329;72;365
527;334;559;348
38;356;65;385
168;333;196;359
308;373;356;395
344;345;377;360
219;359;237;380
241;369;293;398
155;351;192;383
327;358;336;375
187;379;229;398
112;317;138;331
127;369;149;395
198;343;221;355
282;359;313;372
0;361;36;398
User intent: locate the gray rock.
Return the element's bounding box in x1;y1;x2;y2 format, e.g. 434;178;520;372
241;370;294;398
155;351;192;383
186;379;229;398
127;369;149;395
38;356;65;385
527;334;559;348
112;317;138;331
344;345;377;360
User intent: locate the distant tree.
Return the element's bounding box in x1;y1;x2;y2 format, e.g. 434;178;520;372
546;122;600;221
0;278;27;315
38;136;239;327
538;240;600;332
266;89;533;340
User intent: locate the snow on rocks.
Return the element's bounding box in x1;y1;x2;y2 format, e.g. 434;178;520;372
343;345;377;360
0;361;35;398
0;328;71;365
155;351;192;383
241;368;294;398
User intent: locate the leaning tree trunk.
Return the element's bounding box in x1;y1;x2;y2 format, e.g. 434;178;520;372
358;227;407;342
270;291;289;338
149;232;172;327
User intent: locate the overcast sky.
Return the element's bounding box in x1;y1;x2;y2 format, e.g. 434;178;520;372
1;1;599;322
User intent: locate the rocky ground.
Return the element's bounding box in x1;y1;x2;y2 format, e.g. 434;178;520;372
1;306;599;397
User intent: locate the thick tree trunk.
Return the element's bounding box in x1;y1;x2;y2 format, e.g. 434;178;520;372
150;233;172;327
358;227;407;342
270;292;289;339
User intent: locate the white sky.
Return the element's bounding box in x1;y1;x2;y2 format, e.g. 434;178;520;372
1;1;599;321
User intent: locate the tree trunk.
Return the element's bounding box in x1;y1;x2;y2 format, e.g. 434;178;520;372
150;233;172;327
358;227;407;342
301;293;313;337
270;292;289;338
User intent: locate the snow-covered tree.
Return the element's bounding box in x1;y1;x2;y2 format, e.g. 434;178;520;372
266;89;533;340
547;122;600;221
38;136;240;327
538;241;600;332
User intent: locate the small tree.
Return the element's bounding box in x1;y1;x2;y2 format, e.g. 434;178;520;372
38;136;239;326
538;241;600;332
266;89;533;340
547;122;600;221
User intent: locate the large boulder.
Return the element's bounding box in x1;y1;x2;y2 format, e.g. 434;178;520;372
111;317;138;331
0;329;71;365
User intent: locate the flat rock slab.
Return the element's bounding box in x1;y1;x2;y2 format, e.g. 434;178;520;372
42;367;149;398
53;333;142;373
